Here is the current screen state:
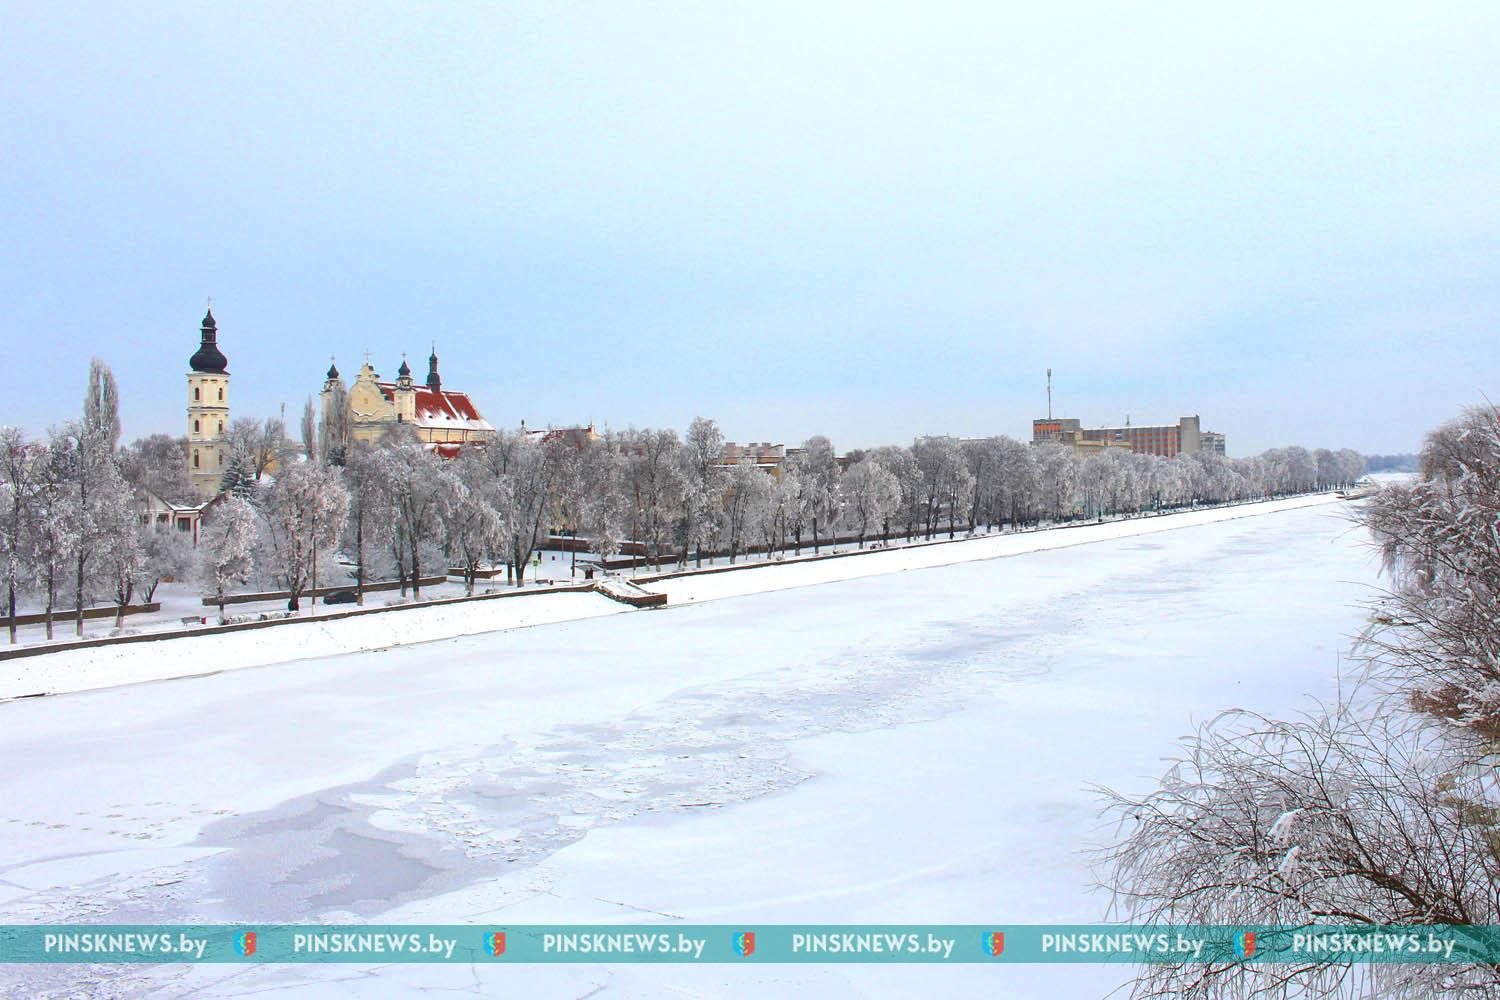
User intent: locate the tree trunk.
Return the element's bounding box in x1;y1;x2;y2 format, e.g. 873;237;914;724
310;516;318;616
114;578;132;628
355;513;366;606
411;536;422;598
812;516;820;555
7;583;15;644
75;557;86;637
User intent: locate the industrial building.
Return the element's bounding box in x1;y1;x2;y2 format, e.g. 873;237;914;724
1032;415;1225;458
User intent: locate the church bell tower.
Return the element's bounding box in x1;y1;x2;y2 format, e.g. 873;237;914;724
187;306;230;499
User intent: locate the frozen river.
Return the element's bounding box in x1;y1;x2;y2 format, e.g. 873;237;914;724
0;501;1378;999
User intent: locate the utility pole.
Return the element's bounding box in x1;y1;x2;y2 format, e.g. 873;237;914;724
1046;369;1052;420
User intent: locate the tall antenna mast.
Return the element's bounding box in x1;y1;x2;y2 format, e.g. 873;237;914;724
1046;368;1053;420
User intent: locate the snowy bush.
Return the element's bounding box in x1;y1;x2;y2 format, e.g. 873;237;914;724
1099;404;1500;999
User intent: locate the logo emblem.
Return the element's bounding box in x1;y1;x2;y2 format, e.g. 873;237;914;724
486;932;507;957
1234;932;1256;959
236;932;257;957
983;931;1005;957
733;932;755;957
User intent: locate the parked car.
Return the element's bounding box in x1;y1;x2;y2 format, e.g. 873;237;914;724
323;590;359;605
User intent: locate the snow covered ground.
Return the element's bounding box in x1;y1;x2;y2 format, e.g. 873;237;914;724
2;493;1340;701
0;549;590;651
0;498;1378;999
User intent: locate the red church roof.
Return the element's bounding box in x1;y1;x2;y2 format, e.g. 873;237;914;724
376;383;494;433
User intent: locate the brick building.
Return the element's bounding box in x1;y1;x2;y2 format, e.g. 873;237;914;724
1032;415;1224;458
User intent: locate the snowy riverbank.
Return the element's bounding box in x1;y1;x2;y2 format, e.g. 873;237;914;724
0;492;1346;701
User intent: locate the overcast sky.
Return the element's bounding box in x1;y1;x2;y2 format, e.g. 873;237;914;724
3;3;1496;455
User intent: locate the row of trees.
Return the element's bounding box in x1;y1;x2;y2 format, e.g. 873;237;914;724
1099;406;1500;998
1;361;195;640
1;360;1365;636
196;415;1361;615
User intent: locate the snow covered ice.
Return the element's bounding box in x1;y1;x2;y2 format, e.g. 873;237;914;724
0;498;1378;999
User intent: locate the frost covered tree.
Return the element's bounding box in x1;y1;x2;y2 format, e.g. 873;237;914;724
679;416;725;567
300;396;318;464
1362;406;1500;741
757;469;793;559
446;447;508;594
548;437;589;576
319;381;351;467
138;519;194;603
477;430;571;585
1100;704;1500;999
1261;446;1318;497
198;494;258;619
83;357;121;454
118;434;194;504
779;464;812;554
621;428;684;571
993;437;1038;529
26;432;78;639
793;435;840;553
840;459;900;548
961;437;1005;530
224;416;290;482
866;444;922;542
720;461;771;563
374;440;455;597
58;359;130;635
1098;405;1500;999
578;432;628;568
1187;450;1235;504
0;428;43;642
913;435;970;538
94;461;146;627
255;461;350;611
339;442;394;603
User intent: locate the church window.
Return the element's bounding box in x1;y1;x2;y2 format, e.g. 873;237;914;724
193;450;200;469
218;387;223;401
194;419;200;433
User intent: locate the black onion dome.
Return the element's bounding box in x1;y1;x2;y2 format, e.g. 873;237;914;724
327;360;340;380
397;357;412;378
188;308;228;373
